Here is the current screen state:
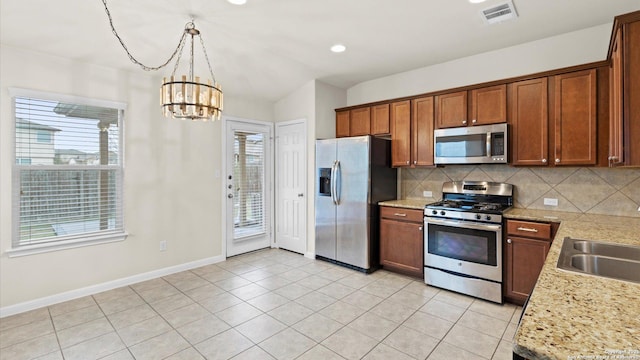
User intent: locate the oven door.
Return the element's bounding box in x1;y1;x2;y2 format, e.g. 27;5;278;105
424;217;502;282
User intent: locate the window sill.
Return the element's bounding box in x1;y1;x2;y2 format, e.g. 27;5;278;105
5;232;128;258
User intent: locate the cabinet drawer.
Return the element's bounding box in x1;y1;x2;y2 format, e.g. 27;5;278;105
380;206;423;222
506;220;551;240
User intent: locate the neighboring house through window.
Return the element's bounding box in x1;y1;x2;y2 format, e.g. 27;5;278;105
10;89;127;255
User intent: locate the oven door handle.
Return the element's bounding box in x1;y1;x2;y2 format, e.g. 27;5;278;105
425;217;501;231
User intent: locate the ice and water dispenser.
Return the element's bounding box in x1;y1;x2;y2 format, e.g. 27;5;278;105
318;168;331;196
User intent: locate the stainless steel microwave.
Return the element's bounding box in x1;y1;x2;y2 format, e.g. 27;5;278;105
434;123;507;165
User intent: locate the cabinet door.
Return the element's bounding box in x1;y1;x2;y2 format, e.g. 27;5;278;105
350;107;371;136
505;236;550;304
380;218;423;277
609;28;624;166
336;110;350;138
509;78;549;166
470;84;507;126
391;100;411;167
627;21;640;165
412;96;434;166
552;69;597;166
435;91;467;129
371;104;391;135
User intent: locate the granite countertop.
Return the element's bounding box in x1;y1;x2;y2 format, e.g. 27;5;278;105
378;199;429;210
506;209;640;360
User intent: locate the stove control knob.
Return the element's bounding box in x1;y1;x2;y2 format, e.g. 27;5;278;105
475;214;481;220
431;210;438;215
486;215;492;221
440;211;446;216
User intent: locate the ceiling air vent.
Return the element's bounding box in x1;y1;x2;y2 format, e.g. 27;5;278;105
480;1;518;24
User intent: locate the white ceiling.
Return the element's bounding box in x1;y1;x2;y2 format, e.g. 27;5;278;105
2;0;639;102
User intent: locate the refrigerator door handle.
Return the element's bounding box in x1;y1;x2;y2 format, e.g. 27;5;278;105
334;160;341;205
330;161;338;205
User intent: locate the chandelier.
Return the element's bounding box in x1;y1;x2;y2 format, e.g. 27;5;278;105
100;1;223;121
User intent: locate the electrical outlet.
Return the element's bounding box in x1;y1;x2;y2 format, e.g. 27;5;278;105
423;191;433;198
160;241;167;251
543;198;558;206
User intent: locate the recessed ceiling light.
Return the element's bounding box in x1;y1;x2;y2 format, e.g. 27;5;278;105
227;0;247;5
469;0;486;3
330;44;346;53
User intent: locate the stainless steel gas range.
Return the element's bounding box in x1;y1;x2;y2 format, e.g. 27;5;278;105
424;181;513;303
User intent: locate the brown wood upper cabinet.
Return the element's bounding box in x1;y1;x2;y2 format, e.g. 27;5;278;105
608;12;640;166
336;110;350;138
435;91;467;128
435;85;506;129
510;69;598;167
551;69;597;166
371;104;391;135
509;78;549;166
470;84;507;126
336;105;390;137
390;100;412;167
390;97;434;167
350;107;371;136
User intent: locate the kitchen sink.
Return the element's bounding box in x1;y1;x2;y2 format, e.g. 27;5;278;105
557;237;640;284
571;240;640;261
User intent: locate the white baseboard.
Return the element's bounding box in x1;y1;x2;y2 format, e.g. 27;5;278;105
304;251;315;259
0;255;225;318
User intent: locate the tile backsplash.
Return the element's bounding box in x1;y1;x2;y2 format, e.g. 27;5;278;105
401;165;640;218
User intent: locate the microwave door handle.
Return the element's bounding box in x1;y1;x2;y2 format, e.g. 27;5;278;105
425;217;501;232
486;132;492;157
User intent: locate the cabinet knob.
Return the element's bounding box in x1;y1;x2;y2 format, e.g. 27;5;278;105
507;238;512;244
555;158;560;163
413;160;417;165
419;226;423;231
462;120;468;125
406;160;410;165
472;119;477;124
541;158;547;163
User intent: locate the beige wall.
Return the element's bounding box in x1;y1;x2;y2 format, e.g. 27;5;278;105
0;45;273;312
273;80;347;257
402;166;640;218
347;23;612;106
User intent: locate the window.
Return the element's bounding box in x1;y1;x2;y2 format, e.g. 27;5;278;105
36;130;52;143
233;130;266;239
11;90;126;255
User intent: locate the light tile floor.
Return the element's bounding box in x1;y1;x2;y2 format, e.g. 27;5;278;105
0;248;522;360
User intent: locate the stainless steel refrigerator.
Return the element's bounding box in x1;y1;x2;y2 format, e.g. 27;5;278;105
315;136;397;272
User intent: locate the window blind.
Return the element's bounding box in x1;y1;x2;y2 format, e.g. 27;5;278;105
13;96;124;248
233;130;267;239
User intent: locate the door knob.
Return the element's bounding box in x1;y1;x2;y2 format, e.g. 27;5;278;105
227;194;233;199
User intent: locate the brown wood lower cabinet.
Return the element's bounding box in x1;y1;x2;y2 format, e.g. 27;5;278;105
504;219;558;305
380;206;424;278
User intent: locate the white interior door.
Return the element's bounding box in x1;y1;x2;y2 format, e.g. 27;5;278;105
275;120;307;254
225;119;273;257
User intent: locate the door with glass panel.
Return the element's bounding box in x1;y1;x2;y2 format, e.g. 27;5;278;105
225;120;273;256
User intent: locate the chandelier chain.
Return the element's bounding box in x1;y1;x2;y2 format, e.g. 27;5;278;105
170;32;188;77
198;33;218;84
100;0;187;72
